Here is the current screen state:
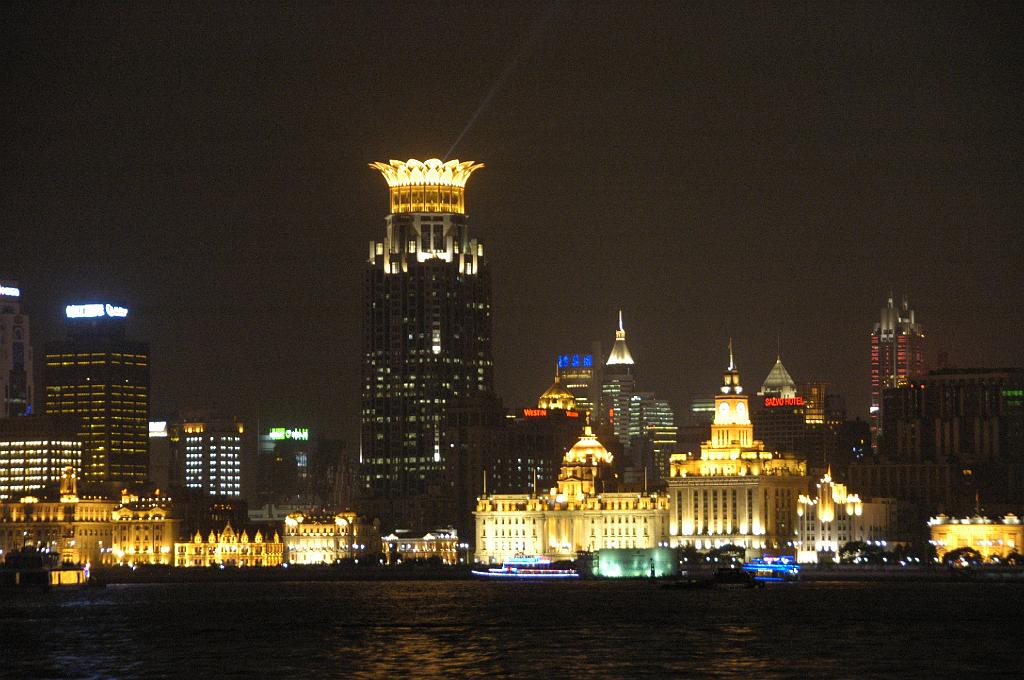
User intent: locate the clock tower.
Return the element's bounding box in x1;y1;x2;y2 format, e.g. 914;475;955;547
710;340;755;450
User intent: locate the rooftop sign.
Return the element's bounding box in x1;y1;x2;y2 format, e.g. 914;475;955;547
268;427;309;441
65;303;128;319
763;397;805;408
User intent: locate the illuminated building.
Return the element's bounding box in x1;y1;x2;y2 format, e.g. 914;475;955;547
0;280;33;417
626;393;677;485
795;469;896;563
928;514;1023;561
557;346;602;418
474;423;670;565
870;293;925;450
0;468;115;565
44;303;149;486
0;468;178;566
178;412;243;498
752;356;840;470
601;311;636;447
361;158;495;533
174;522;283;567
382;527;461;565
667;344;807;552
110;488;179;566
0;415;82;500
282;511;381;564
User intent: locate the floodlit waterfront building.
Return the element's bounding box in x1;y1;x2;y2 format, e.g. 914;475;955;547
795;470;897;563
474;423;670;565
174;522;283;567
0;468;179;566
928;514;1023;561
382;527;462;565
283;511;381;564
667;344;808;552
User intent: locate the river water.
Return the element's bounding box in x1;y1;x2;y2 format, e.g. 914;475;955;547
1;580;1020;678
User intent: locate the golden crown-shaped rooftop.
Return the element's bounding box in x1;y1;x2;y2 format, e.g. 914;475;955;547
370;158;484;188
370;158;484;215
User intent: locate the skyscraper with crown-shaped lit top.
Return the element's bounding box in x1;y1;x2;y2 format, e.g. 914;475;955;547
361;158;496;534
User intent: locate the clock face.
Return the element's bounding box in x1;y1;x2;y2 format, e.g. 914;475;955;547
736;402;747;419
719;402;730;421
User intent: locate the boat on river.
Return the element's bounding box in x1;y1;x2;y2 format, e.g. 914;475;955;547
741;556;800;583
0;547;90;589
472;555;579;580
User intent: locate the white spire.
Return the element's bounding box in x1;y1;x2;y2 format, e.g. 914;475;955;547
606;310;635;366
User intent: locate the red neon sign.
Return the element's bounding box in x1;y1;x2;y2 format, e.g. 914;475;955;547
566;411;579;418
763;397;805;408
523;408;548;417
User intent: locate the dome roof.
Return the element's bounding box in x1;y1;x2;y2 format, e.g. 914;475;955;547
564;426;613;466
538;373;576;410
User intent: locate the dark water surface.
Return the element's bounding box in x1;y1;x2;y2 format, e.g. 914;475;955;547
1;580;1021;678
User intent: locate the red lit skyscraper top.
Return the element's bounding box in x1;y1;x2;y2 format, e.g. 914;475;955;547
870;293;925;451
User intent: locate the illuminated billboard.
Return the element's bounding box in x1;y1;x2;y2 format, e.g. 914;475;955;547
0;285;20;298
65;303;129;319
149;421;168;438
268;427;309;441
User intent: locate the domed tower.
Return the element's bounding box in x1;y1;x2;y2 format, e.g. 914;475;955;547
556;420;614;499
538;366;576;411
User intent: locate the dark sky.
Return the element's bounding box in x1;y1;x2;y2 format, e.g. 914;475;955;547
4;2;1023;444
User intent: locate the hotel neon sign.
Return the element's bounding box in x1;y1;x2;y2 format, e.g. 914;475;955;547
522;409;580;418
763;397;805;408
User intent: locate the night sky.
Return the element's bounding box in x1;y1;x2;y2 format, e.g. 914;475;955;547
4;2;1022;444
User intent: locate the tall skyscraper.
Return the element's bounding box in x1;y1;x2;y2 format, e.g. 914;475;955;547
0;280;33;417
870;293;925;449
601;311;636;448
44;302;149;487
361;158;494;531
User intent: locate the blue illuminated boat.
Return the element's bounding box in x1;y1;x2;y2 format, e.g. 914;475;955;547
741;556;800;583
471;555;579;580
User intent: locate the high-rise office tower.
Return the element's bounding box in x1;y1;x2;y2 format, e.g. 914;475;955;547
0;281;33;417
0;414;82;500
180;412;243;498
556;342;602;418
44;302;149;486
870;293;925;450
626;392;677;484
361;158;494;531
602;311;636;448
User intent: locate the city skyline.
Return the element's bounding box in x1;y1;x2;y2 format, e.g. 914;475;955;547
4;3;1022;447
